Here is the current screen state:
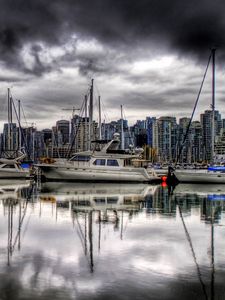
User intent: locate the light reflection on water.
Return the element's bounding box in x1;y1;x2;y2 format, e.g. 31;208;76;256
0;181;225;299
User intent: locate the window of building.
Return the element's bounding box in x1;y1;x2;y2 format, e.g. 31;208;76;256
107;159;119;166
93;159;106;166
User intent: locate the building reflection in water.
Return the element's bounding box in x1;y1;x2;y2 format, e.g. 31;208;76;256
0;181;225;299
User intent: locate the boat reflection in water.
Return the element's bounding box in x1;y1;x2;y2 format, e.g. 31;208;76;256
40;182;158;211
1;181;225;299
172;183;225;300
40;182;159;273
0;180;35;267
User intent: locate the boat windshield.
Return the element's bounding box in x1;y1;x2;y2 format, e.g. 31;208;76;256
2;164;16;169
70;155;91;162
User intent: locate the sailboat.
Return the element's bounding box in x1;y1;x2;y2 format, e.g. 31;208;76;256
173;49;225;183
0;89;30;179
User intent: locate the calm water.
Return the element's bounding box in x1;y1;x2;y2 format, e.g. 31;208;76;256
0;181;225;300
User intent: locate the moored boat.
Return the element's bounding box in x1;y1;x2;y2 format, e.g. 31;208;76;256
0;151;30;179
35;134;160;183
174;168;225;183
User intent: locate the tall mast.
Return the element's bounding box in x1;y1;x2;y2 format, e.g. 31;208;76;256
211;48;216;162
89;79;94;150
84;94;88;151
18;100;21;151
7;88;12;151
121;105;124;150
98;96;102;140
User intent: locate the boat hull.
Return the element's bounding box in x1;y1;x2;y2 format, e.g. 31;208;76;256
0;169;30;179
37;164;159;183
174;170;225;183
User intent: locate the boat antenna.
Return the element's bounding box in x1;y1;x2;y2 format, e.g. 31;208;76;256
175;51;212;165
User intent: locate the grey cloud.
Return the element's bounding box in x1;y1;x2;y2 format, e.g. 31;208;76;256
0;0;225;76
0;0;224;127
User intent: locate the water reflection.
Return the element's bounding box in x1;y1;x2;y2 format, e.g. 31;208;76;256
0;181;225;299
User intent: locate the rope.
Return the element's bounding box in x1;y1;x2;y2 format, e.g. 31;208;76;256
11;97;31;159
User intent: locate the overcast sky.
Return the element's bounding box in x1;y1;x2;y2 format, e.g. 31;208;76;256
0;0;225;130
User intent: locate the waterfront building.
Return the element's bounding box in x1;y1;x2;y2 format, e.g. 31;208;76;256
33;131;45;161
130;120;147;148
144;117;158;161
157;116;177;162
200;110;222;161
102;121;118;141
222;118;225;130
2;123;18;152
102;119;130;149
215;129;225;159
71;115;97;152
56;120;70;145
190;121;203;162
146;117;158;148
41;129;53;157
21;126;36;160
178;117;191;163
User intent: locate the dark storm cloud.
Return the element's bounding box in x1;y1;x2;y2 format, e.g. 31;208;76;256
0;0;225;75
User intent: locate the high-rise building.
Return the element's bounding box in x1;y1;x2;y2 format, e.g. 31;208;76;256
2;123;18;151
71;115;97;152
157;116;177;162
130;120;147;148
41;128;52;157
146;117;158;148
190;121;203;162
56;120;70;145
200;110;222;161
178;117;191;163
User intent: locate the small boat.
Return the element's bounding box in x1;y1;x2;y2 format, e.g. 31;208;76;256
35;134;160;183
173;168;225;183
0;151;30;179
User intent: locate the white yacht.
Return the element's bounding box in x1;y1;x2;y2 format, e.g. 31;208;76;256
36;134;159;183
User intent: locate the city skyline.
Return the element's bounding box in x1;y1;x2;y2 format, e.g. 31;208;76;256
0;1;225;129
0;103;225;132
1;106;224;163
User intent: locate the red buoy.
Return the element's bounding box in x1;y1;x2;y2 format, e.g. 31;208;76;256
162;176;167;182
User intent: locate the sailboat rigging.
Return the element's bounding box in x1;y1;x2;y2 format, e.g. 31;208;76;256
172;48;225;183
